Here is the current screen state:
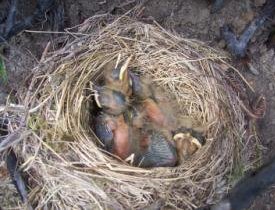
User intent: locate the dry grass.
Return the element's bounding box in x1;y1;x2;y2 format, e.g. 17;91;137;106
0;14;260;209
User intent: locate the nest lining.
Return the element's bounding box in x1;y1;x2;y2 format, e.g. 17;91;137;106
2;15;260;209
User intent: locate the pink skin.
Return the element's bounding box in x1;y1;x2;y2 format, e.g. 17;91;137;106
111;115;131;160
143;98;168;127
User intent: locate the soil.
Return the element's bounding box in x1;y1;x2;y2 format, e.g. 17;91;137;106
0;0;275;209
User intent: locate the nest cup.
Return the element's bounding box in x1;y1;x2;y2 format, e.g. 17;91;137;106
7;15;259;209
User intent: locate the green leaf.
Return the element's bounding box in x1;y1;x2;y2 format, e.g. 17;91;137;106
0;57;8;84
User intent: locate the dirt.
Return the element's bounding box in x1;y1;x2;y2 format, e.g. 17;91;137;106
0;0;275;209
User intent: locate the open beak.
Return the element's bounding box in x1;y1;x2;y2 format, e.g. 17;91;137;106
173;132;202;149
112;55;133;91
93;85;102;108
125;153;135;165
191;137;202;149
94;91;102;108
119;56;132;82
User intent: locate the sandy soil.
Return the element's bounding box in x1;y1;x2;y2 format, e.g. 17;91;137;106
0;0;274;209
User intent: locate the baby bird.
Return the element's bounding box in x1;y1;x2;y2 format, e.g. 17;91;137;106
94;113;116;152
103;55;133;96
122;108;177;168
173;131;204;163
130;72;154;100
94;112;131;160
111;114;131;160
130;73;171;129
93;56;133;115
124;106;145;129
94;86;129;116
135;129;178;168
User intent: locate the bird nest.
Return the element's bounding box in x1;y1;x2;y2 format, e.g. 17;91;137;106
1;15;261;209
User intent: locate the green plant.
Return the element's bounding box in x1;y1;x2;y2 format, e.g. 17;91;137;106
0;57;8;84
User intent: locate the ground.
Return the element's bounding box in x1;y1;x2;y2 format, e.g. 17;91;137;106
0;0;275;209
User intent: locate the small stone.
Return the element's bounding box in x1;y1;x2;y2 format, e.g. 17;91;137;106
232;10;254;34
218;40;226;48
247;62;260;75
251;37;256;43
249;44;259;54
254;0;266;7
269;83;274;91
233;18;247;34
242;11;255;22
259;45;268;54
